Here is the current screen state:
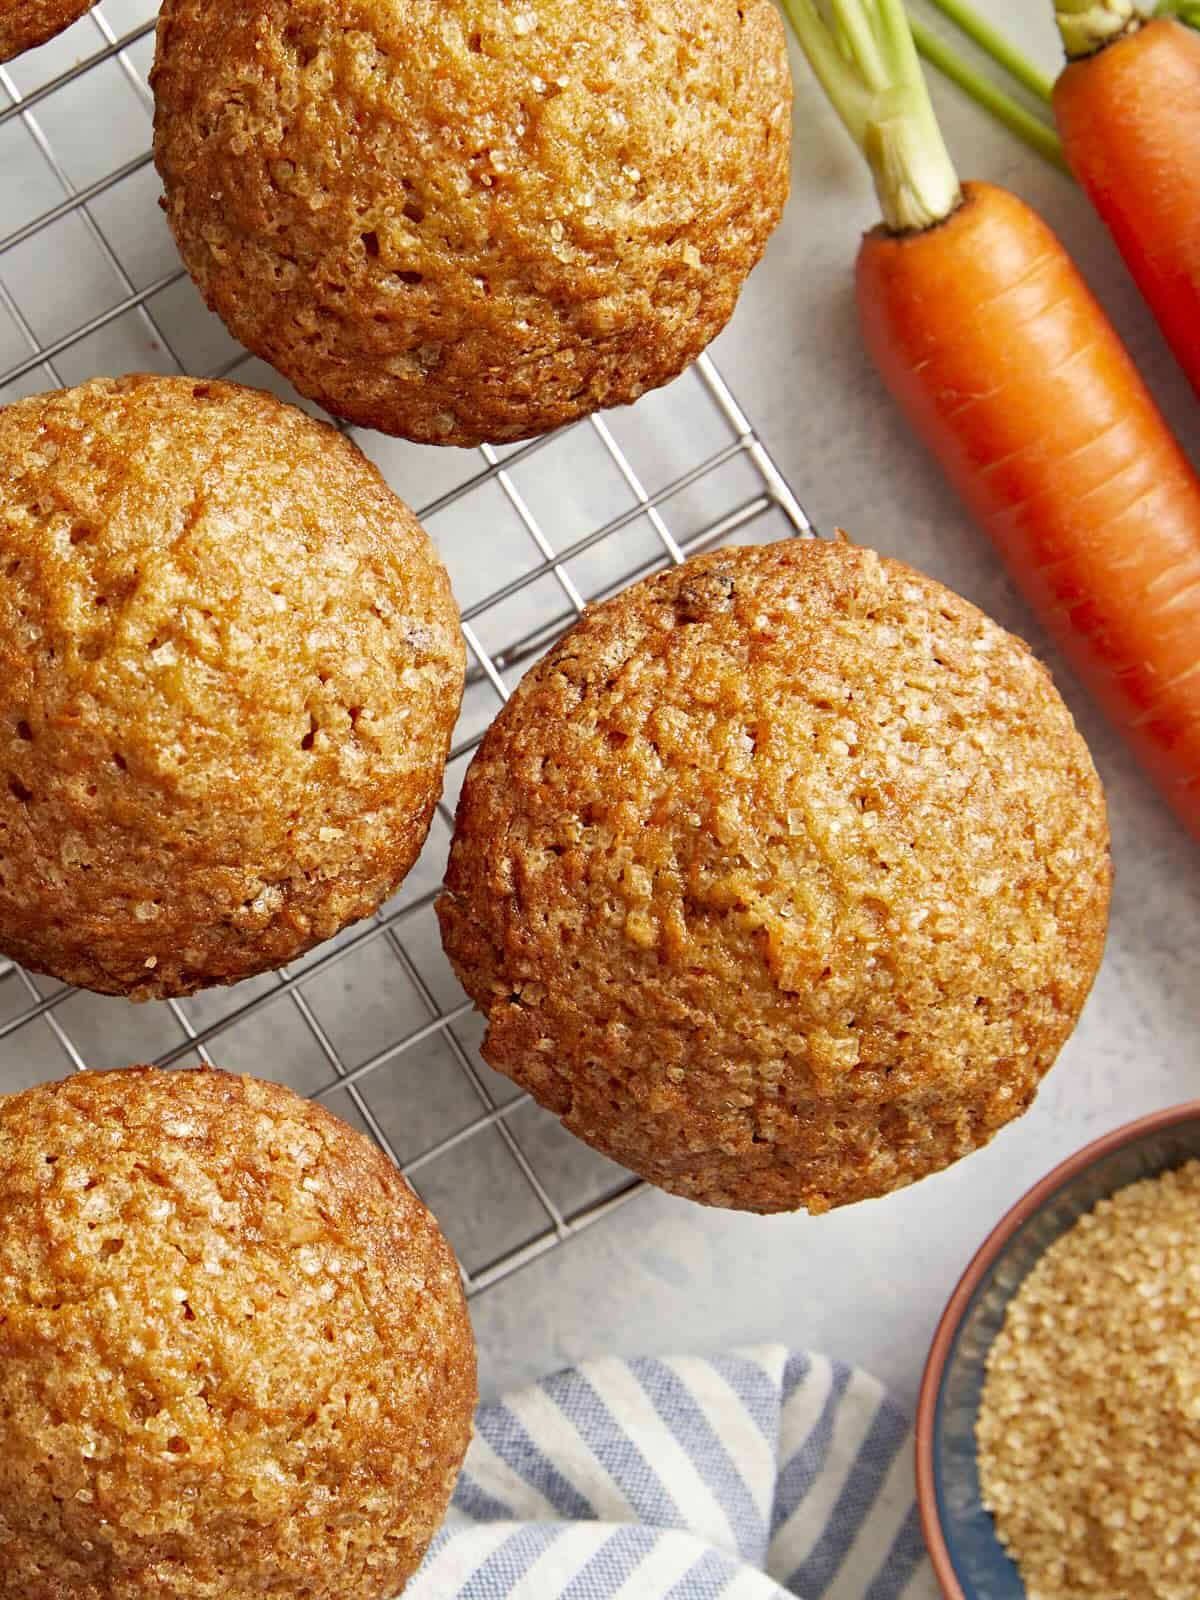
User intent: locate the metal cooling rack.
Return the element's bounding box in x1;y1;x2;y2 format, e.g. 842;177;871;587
0;1;813;1296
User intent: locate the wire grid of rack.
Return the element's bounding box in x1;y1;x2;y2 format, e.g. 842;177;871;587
0;0;814;1298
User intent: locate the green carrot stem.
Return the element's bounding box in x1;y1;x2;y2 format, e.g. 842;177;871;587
1055;1;1158;58
909;17;1072;173
920;0;1055;101
1160;1;1200;26
779;0;962;233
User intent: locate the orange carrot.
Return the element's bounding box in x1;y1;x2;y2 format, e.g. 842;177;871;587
784;0;1200;840
1052;13;1200;400
858;180;1200;835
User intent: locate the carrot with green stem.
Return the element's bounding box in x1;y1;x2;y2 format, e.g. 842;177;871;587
1051;3;1200;400
907;1;1200;398
782;0;1200;839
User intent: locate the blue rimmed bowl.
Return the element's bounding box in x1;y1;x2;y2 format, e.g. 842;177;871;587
915;1100;1200;1599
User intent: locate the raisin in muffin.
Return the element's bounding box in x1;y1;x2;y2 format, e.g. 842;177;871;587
438;539;1111;1213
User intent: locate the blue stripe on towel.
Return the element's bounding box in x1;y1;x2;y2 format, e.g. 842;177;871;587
635;1358;767;1565
771;1363;852;1536
664;1546;742;1600
543;1368;685;1531
715;1355;783;1451
474;1403;595;1522
786;1391;908;1597
459;1525;561;1599
781;1352;813;1406
864;1503;929;1600
560;1525;662;1600
452;1467;518;1524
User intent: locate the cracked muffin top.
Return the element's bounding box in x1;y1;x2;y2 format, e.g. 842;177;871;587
151;0;792;446
438;538;1111;1213
0;1066;476;1600
0;375;464;999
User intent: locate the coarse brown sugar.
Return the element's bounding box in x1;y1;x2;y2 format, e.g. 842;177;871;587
978;1159;1200;1599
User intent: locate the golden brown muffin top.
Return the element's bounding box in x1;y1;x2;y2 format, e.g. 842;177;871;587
0;1066;476;1600
439;539;1111;1212
151;0;791;444
0;0;93;63
0;375;464;999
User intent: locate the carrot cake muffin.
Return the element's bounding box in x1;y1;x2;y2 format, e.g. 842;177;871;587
0;1066;476;1600
0;375;464;999
1;0;93;62
150;0;792;446
438;538;1111;1213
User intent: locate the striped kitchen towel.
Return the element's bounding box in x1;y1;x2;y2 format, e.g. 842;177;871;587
408;1347;935;1599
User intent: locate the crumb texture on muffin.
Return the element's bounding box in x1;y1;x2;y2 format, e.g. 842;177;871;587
0;375;465;999
0;0;93;62
151;0;792;445
978;1161;1200;1600
438;539;1111;1213
0;1067;476;1600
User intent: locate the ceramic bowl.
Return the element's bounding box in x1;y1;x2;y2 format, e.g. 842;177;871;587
915;1100;1200;1599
